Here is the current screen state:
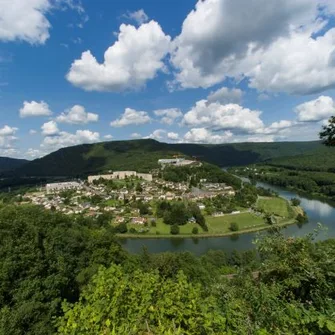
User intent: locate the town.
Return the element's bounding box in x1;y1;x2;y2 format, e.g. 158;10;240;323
19;158;303;237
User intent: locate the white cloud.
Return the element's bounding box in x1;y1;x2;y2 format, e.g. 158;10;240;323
154;108;183;125
0;0;85;44
245;135;275;143
131;132;142;138
207;87;243;104
167;132;179;140
171;0;318;89
67;21;171;92
184;128;233;144
111;108;151;127
182;100;264;134
294;96;335;122
246;28;335;94
56;105;99;124
145;129;166;140
29;129;37;135
26;148;43;159
170;0;335;95
104;134;113;140
0;148;20;158
41;121;59;136
125;9;149;25
0;125;18;150
41;129;100;152
0;125;18;136
20;100;52;118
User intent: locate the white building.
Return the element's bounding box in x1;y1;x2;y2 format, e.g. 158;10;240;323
158;158;196;166
46;182;81;194
88;171;152;183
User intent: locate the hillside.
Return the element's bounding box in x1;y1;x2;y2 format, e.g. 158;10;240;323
13;139;329;177
267;146;335;172
0;157;29;173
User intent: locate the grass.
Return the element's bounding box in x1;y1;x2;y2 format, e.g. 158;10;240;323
207;212;265;234
118;196;300;238
257;197;291;217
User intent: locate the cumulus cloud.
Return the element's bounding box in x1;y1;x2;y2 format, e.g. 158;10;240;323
20;100;52;118
41;129;100;152
167;132;179;141
294;96;335;122
0;125;18;150
182;100;264;134
67;21;171;92
41;121;59;136
29;129;37;135
170;0;335;95
131;132;142;138
0;125;18;136
207;87;243;104
154;108;183;125
145;129;166;140
184;128;233;144
56;105;99;124
111;108;151;127
124;9;149;25
26;148;43;159
0;0;85;44
104;134;113;140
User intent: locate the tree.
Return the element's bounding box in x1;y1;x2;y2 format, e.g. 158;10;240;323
115;223;128;234
291;197;301;206
163;203;188;226
229;222;239;232
320;116;335;146
57;265;225;334
135;183;143;193
192;227;199;234
170;225;180;235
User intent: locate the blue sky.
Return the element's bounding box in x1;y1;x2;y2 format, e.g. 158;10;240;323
1;0;335;159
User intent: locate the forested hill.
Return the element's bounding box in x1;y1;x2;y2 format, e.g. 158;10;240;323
0;157;28;172
12;139;326;177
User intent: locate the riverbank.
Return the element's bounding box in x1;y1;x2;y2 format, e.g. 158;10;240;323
117;200;302;239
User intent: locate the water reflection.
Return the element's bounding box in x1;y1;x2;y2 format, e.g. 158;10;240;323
121;180;335;255
301;199;333;217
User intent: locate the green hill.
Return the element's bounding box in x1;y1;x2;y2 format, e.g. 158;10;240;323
13;139;331;177
0;157;29;173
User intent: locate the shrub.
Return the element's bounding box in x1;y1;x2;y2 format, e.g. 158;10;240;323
170;225;180;235
229;222;239;232
192;227;199;234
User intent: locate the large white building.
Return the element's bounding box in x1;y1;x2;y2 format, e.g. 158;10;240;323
46;181;81;194
158;158;196;166
88;171;153;183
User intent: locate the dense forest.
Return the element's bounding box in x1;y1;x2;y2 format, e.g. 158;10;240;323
234;165;335;201
0;157;28;173
7;139;333;177
0;203;334;334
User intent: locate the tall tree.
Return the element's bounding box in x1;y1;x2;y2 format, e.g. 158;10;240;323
320;116;335;146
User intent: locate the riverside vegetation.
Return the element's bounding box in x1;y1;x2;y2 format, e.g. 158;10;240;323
0;203;334;334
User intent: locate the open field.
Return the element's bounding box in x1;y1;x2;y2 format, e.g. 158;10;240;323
257;197;291;217
119;197;300;238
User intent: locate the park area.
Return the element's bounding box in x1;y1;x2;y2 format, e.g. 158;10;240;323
120;196;299;238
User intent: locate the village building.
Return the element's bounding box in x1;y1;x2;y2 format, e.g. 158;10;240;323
46;181;81;194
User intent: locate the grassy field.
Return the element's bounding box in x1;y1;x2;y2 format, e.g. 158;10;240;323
257;197;291;217
207;212;265;234
119;196;299;238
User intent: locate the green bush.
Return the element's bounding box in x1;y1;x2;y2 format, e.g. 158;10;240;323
229;222;239;232
170;225;180;235
192;227;199;234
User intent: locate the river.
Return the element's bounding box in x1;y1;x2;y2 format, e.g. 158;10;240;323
120;180;335;255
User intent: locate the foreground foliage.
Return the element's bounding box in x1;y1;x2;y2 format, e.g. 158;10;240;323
0;204;334;334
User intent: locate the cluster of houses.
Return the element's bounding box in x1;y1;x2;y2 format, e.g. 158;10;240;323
22;169;237;224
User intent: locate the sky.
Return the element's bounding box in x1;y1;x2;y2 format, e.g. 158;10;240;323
1;0;335;159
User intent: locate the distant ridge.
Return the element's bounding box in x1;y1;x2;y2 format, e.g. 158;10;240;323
0;157;29;173
11;139;333;177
